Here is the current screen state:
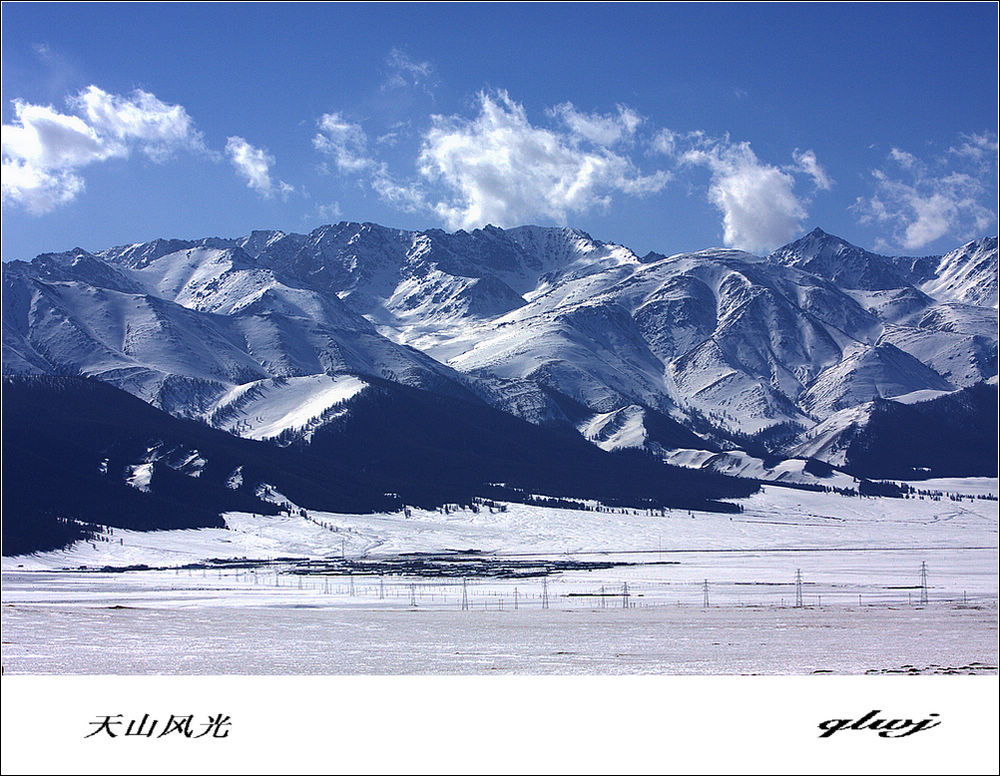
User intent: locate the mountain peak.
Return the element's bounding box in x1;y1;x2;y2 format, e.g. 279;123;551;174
785;227;854;250
767;228;917;290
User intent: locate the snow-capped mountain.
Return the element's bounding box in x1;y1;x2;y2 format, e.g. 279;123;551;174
921;236;998;308
3;238;476;418
3;222;997;471
769;227;930;291
789;382;997;478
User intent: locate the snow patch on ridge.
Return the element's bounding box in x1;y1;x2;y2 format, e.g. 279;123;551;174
207;374;367;441
579;405;648;451
663;448;858;489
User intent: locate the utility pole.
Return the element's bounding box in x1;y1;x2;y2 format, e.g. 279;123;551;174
795;569;803;608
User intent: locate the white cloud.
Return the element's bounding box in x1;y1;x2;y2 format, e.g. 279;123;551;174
312;113;374;173
792;148;833;191
2;85;203;214
678;137;810;253
548;102;642;147
649;130;827;252
69;85;205;162
2;100;115;170
1;159;85;216
415;91;668;230
311;93;668;230
854;139;997;250
225;136;292;199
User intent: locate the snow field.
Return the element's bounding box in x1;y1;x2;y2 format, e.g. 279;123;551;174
4;481;995;673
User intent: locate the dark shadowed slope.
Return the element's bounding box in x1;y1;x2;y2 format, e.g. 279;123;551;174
3;375;758;554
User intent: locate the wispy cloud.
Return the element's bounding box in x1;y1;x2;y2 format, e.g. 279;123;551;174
312;112;374;173
853;134;997;250
315;200;342;222
948;132;1000;166
2;85;204;214
792;148;833;191
382;48;437;94
225;136;292;199
547;102;643;147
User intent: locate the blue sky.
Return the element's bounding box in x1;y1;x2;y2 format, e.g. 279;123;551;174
2;3;997;261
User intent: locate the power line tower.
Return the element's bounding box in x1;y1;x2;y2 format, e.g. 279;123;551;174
795;569;803;608
461;578;469;611
349;574;355;597
919;561;929;605
600;585;606;609
542;579;549;609
514;587;519;610
379;576;385;600
622;581;630;609
409;583;417;607
703;579;710;608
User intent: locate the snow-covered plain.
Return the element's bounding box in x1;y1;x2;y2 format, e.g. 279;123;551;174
3;481;997;674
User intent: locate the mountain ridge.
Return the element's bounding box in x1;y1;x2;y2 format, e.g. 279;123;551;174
4;221;997;471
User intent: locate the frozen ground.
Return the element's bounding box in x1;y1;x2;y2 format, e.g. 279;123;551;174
2;480;997;674
2;604;995;675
